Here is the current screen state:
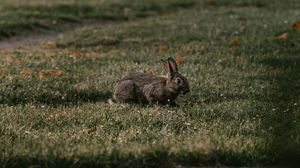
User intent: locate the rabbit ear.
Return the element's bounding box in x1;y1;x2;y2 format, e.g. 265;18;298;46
161;59;170;73
161;59;173;78
167;57;178;73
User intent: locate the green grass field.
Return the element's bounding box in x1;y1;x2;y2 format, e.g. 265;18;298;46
0;0;300;167
0;0;195;39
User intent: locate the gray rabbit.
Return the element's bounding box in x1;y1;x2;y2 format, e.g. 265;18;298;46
108;57;190;105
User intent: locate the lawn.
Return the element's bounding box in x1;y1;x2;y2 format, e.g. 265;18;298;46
0;0;300;167
0;0;195;39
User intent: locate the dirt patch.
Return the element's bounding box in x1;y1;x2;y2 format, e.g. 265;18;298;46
0;32;61;49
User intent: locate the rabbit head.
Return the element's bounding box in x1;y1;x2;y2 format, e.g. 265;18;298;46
161;57;190;95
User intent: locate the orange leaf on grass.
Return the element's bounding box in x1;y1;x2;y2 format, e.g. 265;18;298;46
20;69;31;77
45;41;55;49
0;48;8;52
14;57;23;63
64;49;80;56
38;68;62;79
155;44;169;52
207;0;214;5
48;111;68;120
228;38;241;46
292;20;300;30
175;55;184;64
273;33;288;41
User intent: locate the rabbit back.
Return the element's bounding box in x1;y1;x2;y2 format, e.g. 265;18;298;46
113;72;159;103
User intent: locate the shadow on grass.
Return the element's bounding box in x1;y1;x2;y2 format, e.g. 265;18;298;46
258;57;300;165
0;147;258;168
36;89;112;107
206;0;267;8
251;36;300;165
0;0;197;40
0;85;112;107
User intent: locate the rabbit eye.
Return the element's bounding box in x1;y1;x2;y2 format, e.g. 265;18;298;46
175;77;182;85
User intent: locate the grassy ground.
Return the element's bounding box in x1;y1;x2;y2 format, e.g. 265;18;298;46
1;0;300;167
0;0;195;39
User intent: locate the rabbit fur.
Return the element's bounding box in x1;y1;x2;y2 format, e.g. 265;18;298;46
109;57;190;105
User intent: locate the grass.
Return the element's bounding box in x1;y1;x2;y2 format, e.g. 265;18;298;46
0;0;195;39
1;0;300;167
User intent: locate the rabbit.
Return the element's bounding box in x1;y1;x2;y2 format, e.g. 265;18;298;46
108;57;190;105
